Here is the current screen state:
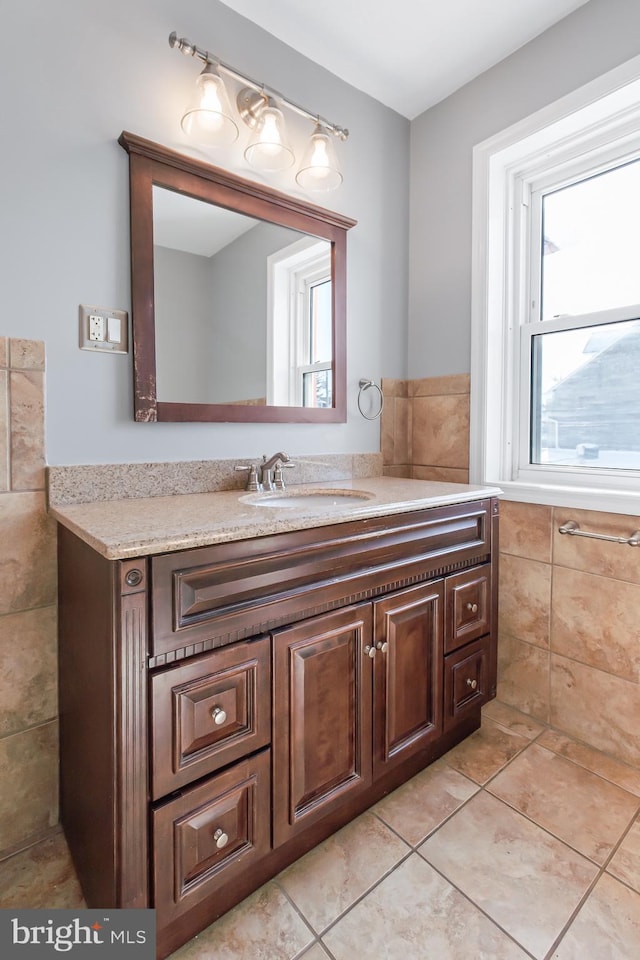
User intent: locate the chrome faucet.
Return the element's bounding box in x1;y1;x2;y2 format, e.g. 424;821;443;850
259;451;291;491
235;451;294;492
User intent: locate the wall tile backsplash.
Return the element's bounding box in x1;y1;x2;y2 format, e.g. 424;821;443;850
0;338;58;858
382;375;470;483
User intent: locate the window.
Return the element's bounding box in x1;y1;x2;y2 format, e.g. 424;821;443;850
267;238;332;407
471;55;640;513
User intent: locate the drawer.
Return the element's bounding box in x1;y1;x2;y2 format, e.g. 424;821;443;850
443;637;488;731
150;636;271;799
149;501;492;659
444;563;491;653
152;750;270;922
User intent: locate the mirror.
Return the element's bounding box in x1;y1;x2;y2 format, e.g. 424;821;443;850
119;132;356;423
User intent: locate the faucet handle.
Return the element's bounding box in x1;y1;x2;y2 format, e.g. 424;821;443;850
234;463;261;491
272;461;295;491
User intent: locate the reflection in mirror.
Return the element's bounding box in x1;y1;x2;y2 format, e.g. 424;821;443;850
119;131;356;423
153;187;331;407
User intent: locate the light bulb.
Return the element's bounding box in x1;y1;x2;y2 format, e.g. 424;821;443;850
296;127;343;192
244;106;294;172
181;66;238;146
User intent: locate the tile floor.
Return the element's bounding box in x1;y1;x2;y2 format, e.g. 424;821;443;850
1;702;639;959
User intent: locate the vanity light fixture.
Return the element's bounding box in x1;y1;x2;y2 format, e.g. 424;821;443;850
169;31;348;191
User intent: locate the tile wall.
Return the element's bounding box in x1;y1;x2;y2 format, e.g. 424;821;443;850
383;375;640;769
0;338;59;859
382;375;470;482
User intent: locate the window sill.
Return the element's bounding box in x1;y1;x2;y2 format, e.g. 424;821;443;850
486;478;640;518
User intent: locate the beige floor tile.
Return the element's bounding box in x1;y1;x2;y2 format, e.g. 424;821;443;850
322;853;529;960
169;881;313;960
299;944;331;960
552;873;640;959
276;811;409;934
488;743;639;864
441;716;529;784
538;729;640;797
482;700;546;740
419;791;598;959
607;818;640;893
372;758;478;846
0;831;84;908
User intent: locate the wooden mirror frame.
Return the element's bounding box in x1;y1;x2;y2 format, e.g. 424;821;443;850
119;131;356;423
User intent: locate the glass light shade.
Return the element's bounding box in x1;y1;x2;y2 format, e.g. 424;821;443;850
181;66;239;146
244;106;294;172
296;127;343;192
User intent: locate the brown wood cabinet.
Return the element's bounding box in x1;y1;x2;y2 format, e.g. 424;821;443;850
57;496;498;958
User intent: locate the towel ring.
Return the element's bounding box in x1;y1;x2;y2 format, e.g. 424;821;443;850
357;378;384;420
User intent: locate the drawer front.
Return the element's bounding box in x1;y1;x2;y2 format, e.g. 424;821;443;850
444;564;491;654
150;500;492;660
153;751;270;921
150;636;271;799
444;637;488;731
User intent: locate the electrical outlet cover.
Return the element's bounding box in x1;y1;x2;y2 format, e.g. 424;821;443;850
79;304;129;353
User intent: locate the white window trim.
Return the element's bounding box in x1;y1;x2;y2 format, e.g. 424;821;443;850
470;53;640;516
266;237;331;406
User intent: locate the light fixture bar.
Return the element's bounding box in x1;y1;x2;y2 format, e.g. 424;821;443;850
169;32;349;141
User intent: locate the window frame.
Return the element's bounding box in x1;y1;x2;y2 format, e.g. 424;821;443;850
266;238;332;407
470;53;640;515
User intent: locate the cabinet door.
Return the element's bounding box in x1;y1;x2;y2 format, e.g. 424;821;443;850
373;581;443;776
444;637;488;731
444;563;491;654
272;604;373;847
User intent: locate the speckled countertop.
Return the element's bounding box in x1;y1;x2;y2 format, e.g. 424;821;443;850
50;477;502;560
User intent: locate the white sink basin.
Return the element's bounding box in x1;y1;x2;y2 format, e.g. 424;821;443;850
241;489;374;509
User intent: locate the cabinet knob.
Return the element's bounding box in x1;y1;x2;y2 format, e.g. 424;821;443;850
211;706;227;725
466;602;479;614
376;641;388;653
213;828;229;849
364;645;376;658
466;678;478;690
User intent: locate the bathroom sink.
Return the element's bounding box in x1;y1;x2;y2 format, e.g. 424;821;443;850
241;489;374;508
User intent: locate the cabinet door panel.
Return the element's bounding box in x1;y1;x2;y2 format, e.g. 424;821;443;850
444;564;491;653
373;581;443;775
444;637;488;731
272;605;373;847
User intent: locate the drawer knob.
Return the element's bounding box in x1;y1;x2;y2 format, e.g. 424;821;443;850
466;678;478;690
376;641;388;653
364;645;376;659
213;828;229;849
466;602;479;614
211;707;227;725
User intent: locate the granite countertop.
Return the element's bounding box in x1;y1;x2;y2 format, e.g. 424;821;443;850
50;477;502;560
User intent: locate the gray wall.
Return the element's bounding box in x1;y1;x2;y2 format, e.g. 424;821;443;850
409;0;640;378
154;246;213;402
1;0;409;464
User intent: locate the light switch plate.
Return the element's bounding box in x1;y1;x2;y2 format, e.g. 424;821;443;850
79;304;129;353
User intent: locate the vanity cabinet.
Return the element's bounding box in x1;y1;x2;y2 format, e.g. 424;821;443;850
57;496;498;959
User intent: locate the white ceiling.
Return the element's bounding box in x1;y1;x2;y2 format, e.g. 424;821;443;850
220;0;590;118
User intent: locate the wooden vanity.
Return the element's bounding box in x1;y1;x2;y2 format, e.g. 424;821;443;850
55;484;499;958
